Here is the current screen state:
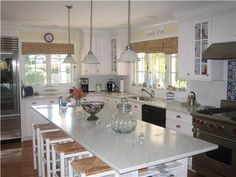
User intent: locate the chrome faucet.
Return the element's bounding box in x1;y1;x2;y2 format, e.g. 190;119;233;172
141;88;155;98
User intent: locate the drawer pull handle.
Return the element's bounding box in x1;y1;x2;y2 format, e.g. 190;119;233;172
50;101;55;103
32;102;37;105
176;115;181;119
134;106;137;108
176;125;181;128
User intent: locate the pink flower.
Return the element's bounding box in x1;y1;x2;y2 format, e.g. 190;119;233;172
70;87;86;99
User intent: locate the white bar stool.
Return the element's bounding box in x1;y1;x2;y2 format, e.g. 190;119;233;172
68;156;119;177
40;131;74;177
52;142;93;177
32;123;59;177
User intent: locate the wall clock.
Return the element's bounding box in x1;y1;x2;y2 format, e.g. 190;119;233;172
44;33;54;43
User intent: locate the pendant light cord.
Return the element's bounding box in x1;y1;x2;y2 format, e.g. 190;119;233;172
128;0;131;46
89;0;93;52
68;6;71;45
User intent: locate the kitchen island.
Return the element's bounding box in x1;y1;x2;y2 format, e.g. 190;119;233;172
32;104;217;177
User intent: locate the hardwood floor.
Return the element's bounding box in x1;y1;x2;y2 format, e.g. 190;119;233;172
1;141;204;177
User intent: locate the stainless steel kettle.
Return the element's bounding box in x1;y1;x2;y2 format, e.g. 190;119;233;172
187;91;196;106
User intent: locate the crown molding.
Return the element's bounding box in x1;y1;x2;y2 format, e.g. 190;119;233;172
174;2;236;20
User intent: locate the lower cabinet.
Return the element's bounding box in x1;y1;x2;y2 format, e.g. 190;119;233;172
129;101;142;120
166;110;193;170
21;98;57;141
166;110;193;136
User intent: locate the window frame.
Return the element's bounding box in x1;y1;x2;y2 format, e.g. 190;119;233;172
23;54;74;86
133;53;184;90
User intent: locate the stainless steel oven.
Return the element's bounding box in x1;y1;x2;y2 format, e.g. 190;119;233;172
192;100;236;177
193;126;236;177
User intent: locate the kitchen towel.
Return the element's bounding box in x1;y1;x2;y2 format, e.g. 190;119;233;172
120;79;124;93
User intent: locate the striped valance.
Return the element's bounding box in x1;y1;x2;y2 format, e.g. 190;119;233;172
22;42;74;55
131;37;178;54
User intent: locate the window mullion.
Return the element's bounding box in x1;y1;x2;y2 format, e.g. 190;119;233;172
47;55;51;85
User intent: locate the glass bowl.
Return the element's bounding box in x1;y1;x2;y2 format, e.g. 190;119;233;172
81;101;104;121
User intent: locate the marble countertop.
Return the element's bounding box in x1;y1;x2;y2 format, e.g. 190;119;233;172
32;104;217;174
24;91;203;114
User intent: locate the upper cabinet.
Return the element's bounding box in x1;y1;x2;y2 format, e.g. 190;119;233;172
212;13;236;43
176;4;236;81
178;18;224;81
80;29;112;75
111;29;129;75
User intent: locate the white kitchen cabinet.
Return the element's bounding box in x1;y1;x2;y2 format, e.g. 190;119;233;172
111;29;129;75
21;98;57;141
129;101;142;120
178;18;224;81
212;13;236;43
166;110;192;136
103;97;119;113
81;29;111;75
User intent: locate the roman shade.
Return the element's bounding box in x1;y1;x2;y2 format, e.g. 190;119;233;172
131;37;178;54
21;42;74;55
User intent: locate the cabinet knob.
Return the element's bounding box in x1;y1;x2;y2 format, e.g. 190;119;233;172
134;106;137;108
187;73;190;76
50;100;55;103
32;102;37;105
176;125;181;128
176;115;181;119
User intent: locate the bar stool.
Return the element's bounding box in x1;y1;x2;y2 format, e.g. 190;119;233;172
40;130;74;177
32;123;59;176
68;157;119;177
52;142;93;177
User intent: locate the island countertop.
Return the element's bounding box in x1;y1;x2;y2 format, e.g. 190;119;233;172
32;104;217;175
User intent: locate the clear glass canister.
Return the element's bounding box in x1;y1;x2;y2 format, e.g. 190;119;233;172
111;97;137;134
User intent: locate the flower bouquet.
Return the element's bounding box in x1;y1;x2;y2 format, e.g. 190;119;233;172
68;87;86;107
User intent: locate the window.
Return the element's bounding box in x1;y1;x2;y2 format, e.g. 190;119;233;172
133;53;187;89
24;54;72;85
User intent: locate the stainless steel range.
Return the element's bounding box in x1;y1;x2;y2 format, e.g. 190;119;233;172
192;100;236;177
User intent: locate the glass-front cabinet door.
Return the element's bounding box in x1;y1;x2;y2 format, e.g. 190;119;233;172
194;20;209;77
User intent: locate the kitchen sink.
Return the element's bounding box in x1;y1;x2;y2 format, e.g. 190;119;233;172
128;96;151;101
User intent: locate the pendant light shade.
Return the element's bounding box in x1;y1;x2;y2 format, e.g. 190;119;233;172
81;0;100;64
63;5;76;64
117;0;139;63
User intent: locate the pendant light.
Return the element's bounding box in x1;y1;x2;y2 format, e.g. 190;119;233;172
81;0;100;64
117;0;139;63
63;5;76;64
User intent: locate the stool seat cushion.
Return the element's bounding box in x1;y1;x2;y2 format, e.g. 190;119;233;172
42;131;70;141
71;157;112;176
53;142;86;155
33;123;57;131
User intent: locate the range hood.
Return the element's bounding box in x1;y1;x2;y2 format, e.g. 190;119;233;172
202;42;236;60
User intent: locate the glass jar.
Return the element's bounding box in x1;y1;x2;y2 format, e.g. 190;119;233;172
111;97;137;134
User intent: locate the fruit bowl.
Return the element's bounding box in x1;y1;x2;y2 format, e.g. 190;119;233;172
81;101;104;121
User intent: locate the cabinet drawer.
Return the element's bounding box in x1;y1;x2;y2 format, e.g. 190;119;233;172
166;110;192;125
166;119;193;136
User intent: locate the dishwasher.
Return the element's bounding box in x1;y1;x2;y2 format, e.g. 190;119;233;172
142;104;166;128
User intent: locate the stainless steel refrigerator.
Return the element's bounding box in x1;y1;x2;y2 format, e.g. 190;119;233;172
1;37;21;141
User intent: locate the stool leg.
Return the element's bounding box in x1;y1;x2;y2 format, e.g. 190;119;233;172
37;128;42;177
68;160;74;177
60;153;65;177
52;146;56;177
46;139;51;177
32;124;37;170
40;134;45;177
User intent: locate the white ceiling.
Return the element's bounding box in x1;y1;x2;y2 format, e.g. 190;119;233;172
1;1;232;30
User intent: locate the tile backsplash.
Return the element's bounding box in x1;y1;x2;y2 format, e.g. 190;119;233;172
227;60;236;100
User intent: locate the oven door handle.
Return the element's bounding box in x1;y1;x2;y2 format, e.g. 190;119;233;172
193;127;236;143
